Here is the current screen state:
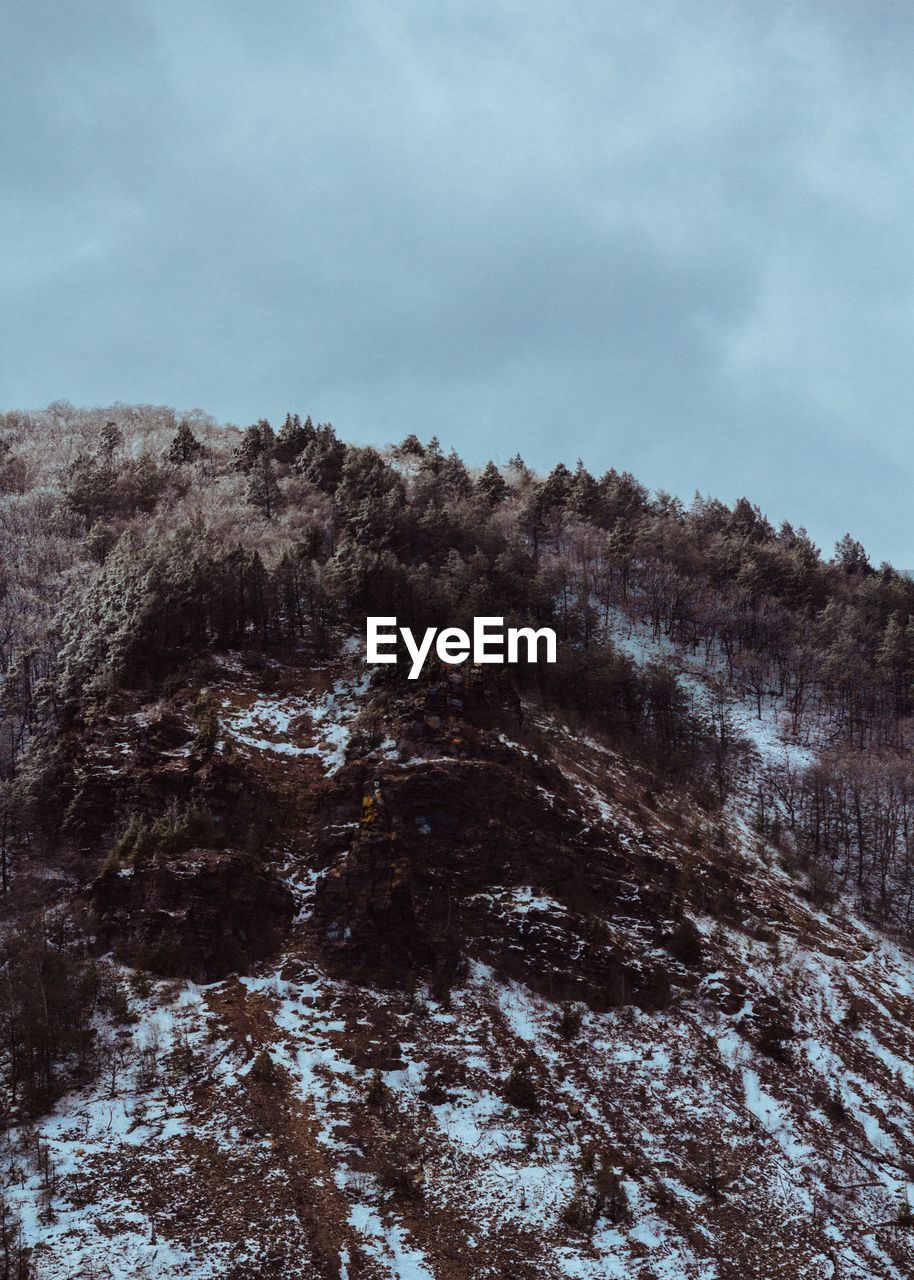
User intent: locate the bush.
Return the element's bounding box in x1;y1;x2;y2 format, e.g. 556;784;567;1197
824;1084;848;1122
503;1057;539;1112
560;1195;587;1231
556;1005;583;1041
103;804;222;874
842;996;864;1031
191;691;220;757
665;916;703;966
756;1008;794;1062
250;1051;278;1085
594;1164;630;1225
639;964;672;1011
365;1068;388;1110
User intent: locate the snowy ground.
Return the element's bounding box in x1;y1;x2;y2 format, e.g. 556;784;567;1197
11;638;914;1277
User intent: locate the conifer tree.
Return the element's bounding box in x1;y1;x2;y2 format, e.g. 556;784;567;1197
876;611;914;716
568;460;599;518
539;462;573;511
246;456;280;519
296;425;347;492
477;461;507;504
233;420;274;471
276;413;313;462
168;421;203;465
396;433;425;458
835;533;871;575
440;449;473;499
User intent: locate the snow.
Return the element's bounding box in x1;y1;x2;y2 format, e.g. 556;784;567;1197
348;1203;436;1280
218;672;370;773
9;981;235;1279
606;606;816;770
12;635;914;1277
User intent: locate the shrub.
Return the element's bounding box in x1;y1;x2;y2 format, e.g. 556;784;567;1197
250;1051;278;1085
756;1008;794;1062
842;996;864;1031
560;1195;586;1230
365;1068;388;1110
665;916;703;966
503;1057;539;1112
556;1005;583;1041
103;803;222;876
190;691;220;757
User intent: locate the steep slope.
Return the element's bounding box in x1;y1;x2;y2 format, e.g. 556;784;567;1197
5;616;913;1280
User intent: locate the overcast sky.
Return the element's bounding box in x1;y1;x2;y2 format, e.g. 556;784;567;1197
2;1;913;563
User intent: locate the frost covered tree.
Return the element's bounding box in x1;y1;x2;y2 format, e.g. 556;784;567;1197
97;421;123;458
246;456;280;519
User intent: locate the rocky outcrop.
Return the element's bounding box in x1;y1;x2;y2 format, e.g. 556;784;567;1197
310;748;687;1007
91;847;295;981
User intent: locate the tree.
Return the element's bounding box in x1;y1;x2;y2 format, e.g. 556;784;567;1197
233;420;274;471
65;455;116;526
506;453;531;486
296;425;347;492
168;421;203;465
834;533;871;575
97;421;123;458
246;456;280;519
596;469;648;526
568;460;600;519
439;449;473;499
334;447;404;544
876;611;914;717
539;462;573;512
396;434;424;459
275;413;314;462
476;461;507;504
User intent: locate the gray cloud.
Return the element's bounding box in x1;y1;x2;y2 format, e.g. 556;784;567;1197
2;0;914;562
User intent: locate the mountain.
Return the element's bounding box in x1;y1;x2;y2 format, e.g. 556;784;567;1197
0;403;911;1279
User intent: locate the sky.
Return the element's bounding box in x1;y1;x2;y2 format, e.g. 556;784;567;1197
2;0;914;564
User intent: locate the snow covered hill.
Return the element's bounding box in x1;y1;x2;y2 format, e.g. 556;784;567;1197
8;620;914;1280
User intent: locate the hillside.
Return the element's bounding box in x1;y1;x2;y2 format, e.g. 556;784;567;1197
0;404;911;1278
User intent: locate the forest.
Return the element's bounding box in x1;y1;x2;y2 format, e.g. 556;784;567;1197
1;401;914;948
0;402;912;1275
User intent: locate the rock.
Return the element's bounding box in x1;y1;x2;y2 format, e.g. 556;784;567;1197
310;754;675;1008
91;847;295;981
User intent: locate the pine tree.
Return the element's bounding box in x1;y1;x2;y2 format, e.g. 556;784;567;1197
834;533;871;575
246;456;280;519
296;425;347;492
596;469;648;525
396;433;425;458
568;460;599;519
876;611;914;717
440;449;473;499
276;413;313;462
539;462;573;511
168;421;203;465
506;453;531;485
476;461;507;504
233;420;274;471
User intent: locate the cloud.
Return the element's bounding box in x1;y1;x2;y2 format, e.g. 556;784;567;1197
2;0;913;561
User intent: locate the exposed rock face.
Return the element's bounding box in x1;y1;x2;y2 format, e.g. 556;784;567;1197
311;748;686;1008
91;847;295;981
